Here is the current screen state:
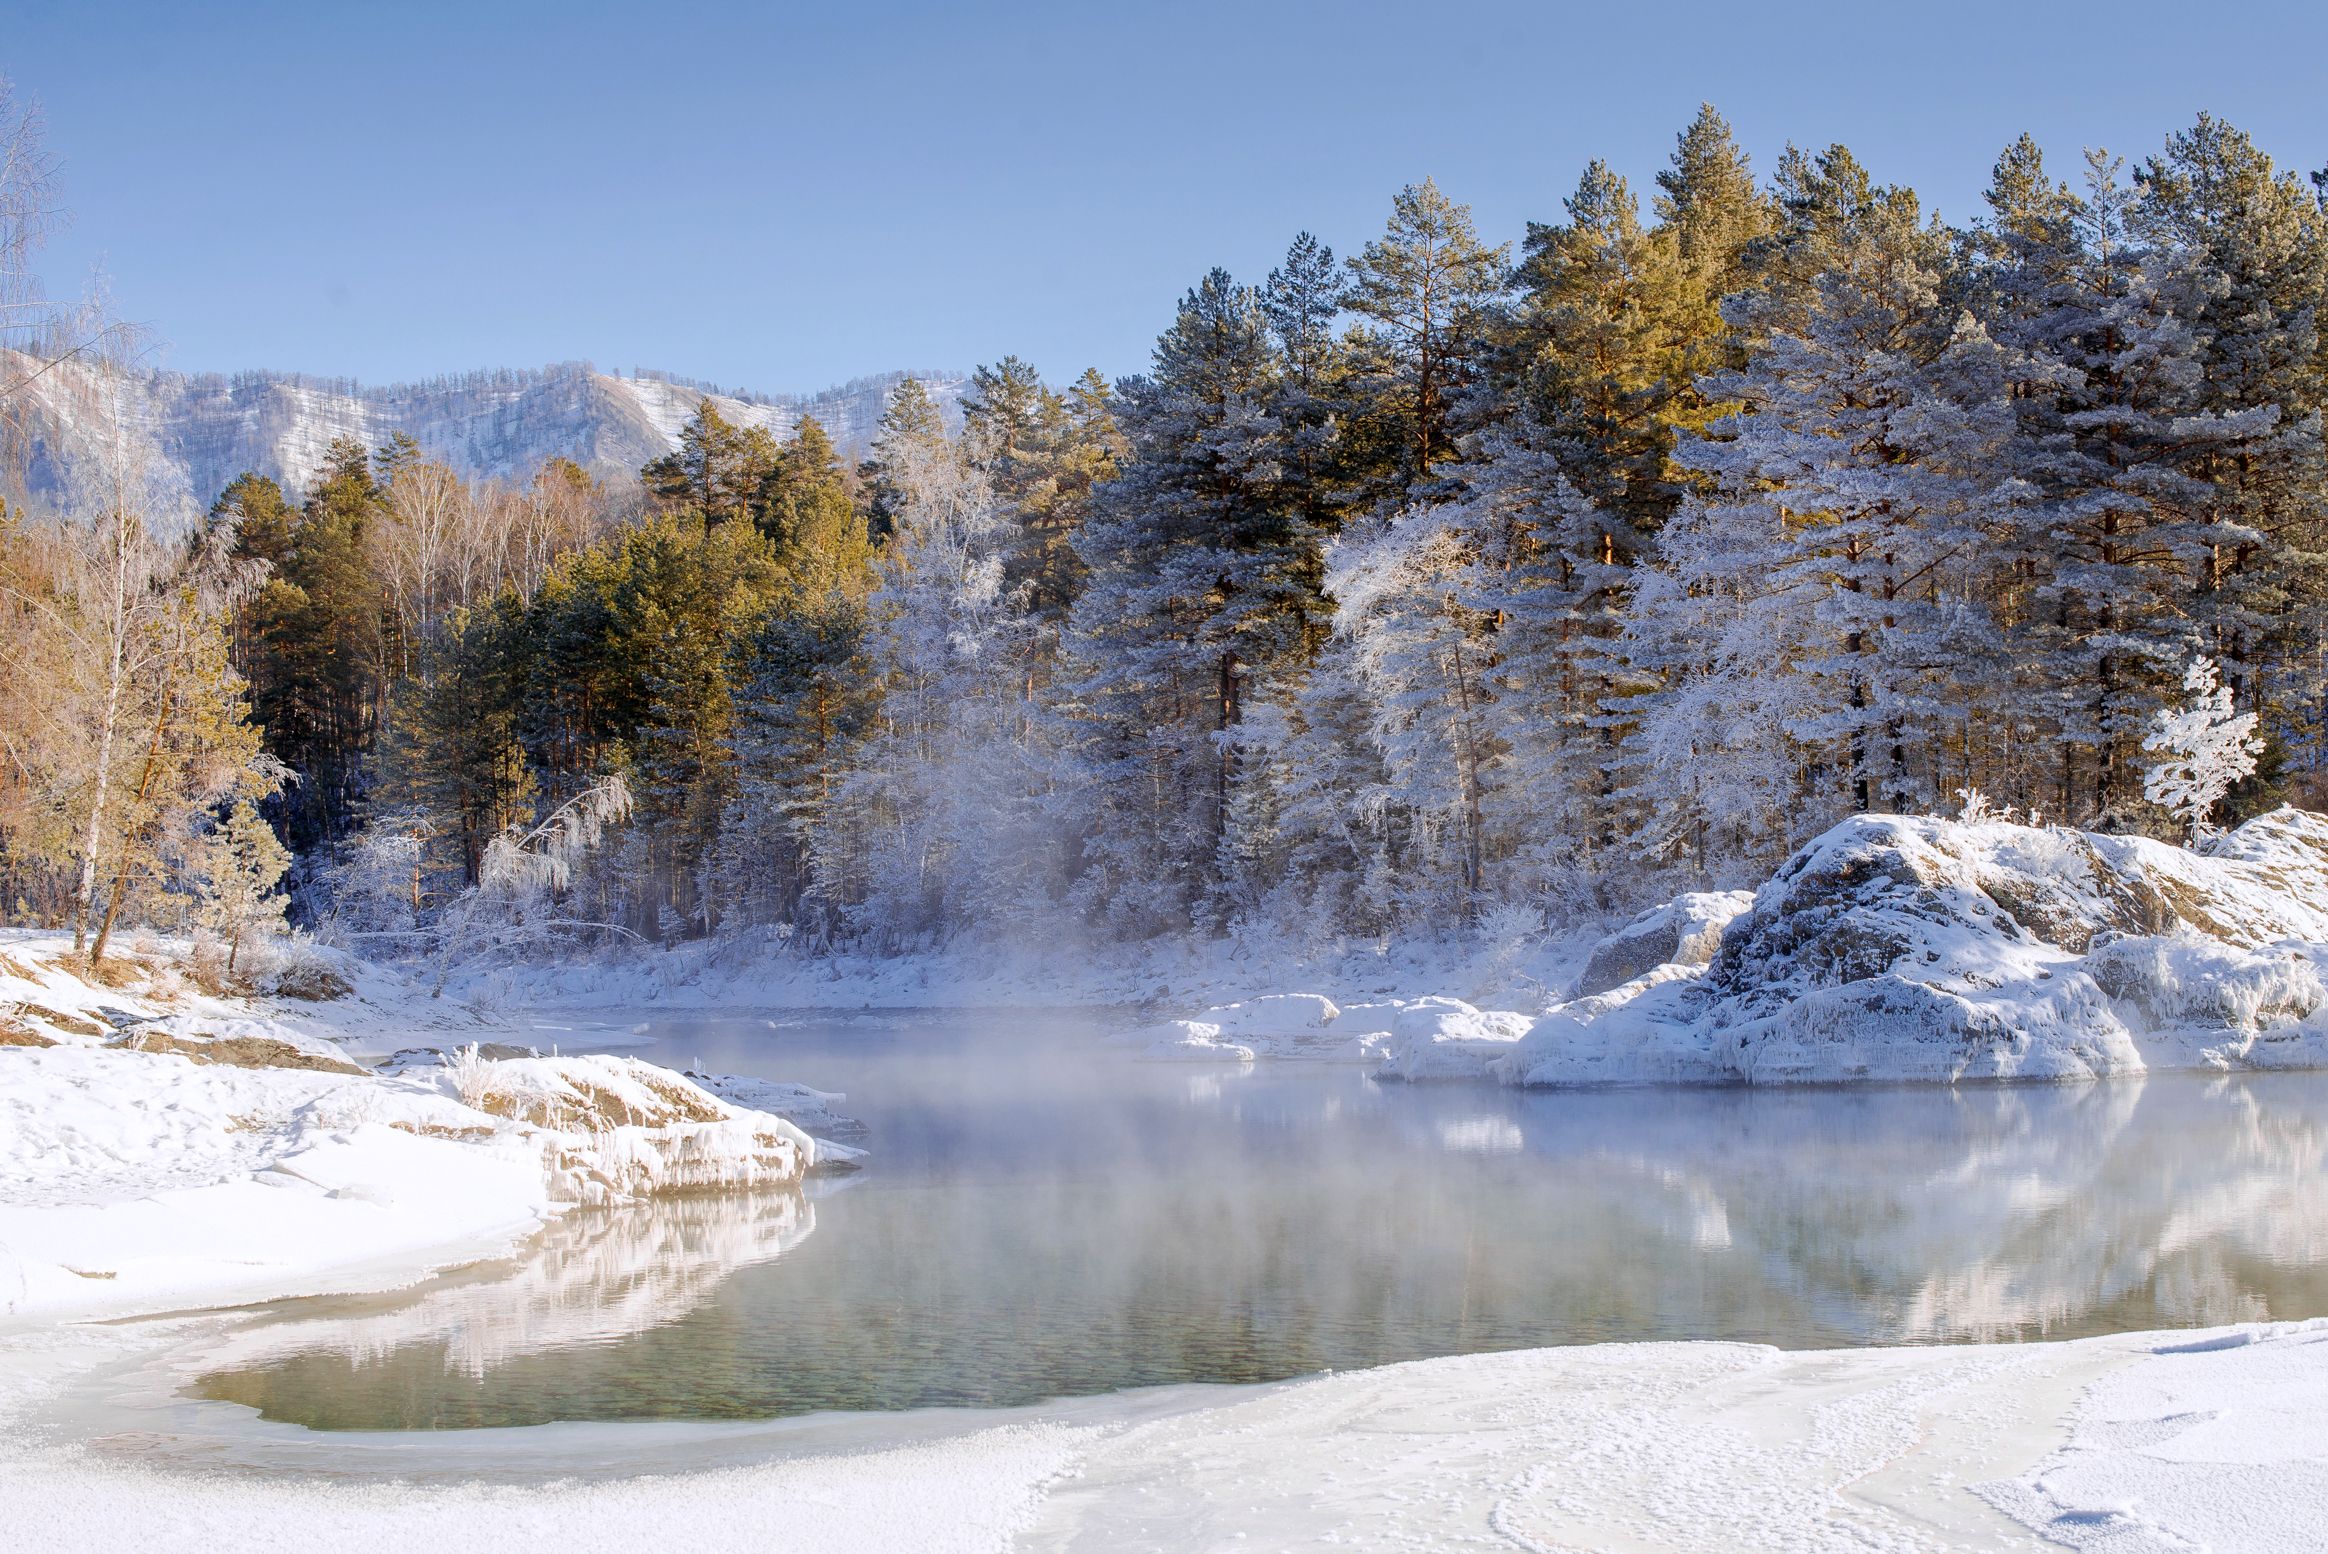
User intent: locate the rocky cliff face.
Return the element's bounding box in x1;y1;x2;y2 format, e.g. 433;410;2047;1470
2;353;965;527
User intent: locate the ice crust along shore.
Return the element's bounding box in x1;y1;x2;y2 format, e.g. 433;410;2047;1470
2;1316;2322;1553
1129;806;2328;1088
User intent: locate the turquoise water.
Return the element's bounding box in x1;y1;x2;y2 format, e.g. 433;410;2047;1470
194;1014;2328;1430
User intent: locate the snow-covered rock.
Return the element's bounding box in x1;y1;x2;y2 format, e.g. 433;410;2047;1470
111;1013;367;1073
1202;993;1341;1036
1574;891;1755;997
1480;806;2328;1088
0;940;846;1321
1130;1021;1258;1063
1115;1002;1385;1062
685;1071;868;1141
1115;995;1424;1065
2084;933;2328;1069
1491;965;1722;1087
431;1052;817;1202
1692;810;2328;1084
1375;998;1535;1082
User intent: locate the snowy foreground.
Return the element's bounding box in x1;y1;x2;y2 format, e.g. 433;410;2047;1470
1;1314;2322;1553
1128;807;2328;1086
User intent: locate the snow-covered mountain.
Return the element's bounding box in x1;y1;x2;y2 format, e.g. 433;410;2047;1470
1;354;965;528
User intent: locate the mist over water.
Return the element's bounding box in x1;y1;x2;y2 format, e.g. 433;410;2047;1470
195;1014;2328;1431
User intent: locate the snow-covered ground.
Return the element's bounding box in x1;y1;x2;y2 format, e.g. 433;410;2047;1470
0;930;833;1324
2;1314;2321;1552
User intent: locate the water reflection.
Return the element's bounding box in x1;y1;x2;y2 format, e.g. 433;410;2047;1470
196;1193;812;1428
193;1016;2328;1431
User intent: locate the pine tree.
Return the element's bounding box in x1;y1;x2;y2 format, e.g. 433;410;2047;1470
1622;153;2021;862
1655;105;1771;304
1989;152;2270;822
813;432;1051;940
1318;513;1499;912
192;796;291;974
1261;231;1353;568
1650;105;1771;450
234;440;386;849
718;592;871;932
2136;116;2328;779
373;593;534;890
959;355;1050;492
1506;159;1690;534
1343;180;1509;498
758;415;875;594
641;400;781;531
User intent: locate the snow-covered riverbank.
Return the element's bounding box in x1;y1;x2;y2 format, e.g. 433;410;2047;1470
0;931;837;1325
1125;807;2328;1089
4;1312;2321;1553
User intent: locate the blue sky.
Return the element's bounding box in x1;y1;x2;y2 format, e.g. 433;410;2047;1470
8;0;2324;393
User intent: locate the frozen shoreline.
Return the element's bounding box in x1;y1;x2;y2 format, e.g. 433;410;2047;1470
5;1308;2324;1552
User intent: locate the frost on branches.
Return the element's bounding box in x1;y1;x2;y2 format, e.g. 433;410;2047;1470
2143;657;2262;845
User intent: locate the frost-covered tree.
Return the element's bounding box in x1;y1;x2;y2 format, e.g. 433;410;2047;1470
1319;513;1497;912
1622;155;2021;863
861;375;949;543
715;594;869;931
1442;428;1635;882
192;797;291;974
1064;269;1316;930
1982;150;2277;823
2143;656;2263;843
813;429;1057;942
2136;116;2328;778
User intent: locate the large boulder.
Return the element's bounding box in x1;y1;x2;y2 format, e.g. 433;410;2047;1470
1202;993;1340;1036
2082;933;2328;1069
1494;807;2328;1088
1491;964;1721;1088
1694;809;2328;1084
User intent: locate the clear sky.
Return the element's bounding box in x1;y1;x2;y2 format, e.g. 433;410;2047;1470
7;0;2324;394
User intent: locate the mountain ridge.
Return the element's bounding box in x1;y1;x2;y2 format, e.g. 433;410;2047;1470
2;354;968;527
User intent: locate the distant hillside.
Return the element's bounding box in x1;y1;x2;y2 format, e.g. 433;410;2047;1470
0;355;966;527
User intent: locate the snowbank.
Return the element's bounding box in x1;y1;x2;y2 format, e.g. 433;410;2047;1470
0;935;837;1324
